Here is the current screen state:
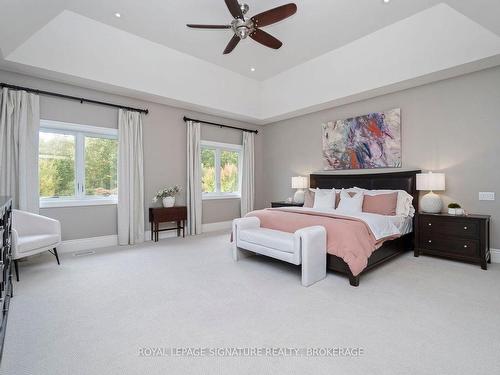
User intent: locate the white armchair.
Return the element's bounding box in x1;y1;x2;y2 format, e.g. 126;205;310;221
12;209;61;281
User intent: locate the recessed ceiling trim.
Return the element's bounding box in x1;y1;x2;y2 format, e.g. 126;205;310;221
2;4;500;125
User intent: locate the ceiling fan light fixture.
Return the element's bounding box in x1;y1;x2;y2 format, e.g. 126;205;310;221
114;12;121;18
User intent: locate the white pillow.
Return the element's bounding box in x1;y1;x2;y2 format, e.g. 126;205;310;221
336;189;364;213
312;188;335;209
352;187;415;217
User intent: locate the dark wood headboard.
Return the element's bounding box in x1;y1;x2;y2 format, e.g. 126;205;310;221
310;170;421;210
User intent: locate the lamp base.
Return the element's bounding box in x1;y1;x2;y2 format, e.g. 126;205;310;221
420;191;442;213
293;189;305;204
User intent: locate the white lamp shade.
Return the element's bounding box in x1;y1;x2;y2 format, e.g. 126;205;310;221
416;172;445;191
291;176;308;189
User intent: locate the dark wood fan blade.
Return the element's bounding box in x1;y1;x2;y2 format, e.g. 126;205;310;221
186;24;231;29
225;0;244;19
223;34;241;54
251;3;297;27
250;29;283;50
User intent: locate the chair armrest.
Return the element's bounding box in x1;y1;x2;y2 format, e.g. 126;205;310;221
232;217;261;236
294;226;327;287
294;225;327;253
232;217;260;261
13;209;61;237
294;226;326;241
11;228;19;258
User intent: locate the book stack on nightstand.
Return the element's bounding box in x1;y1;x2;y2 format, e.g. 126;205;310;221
271;201;304;208
415;213;491;270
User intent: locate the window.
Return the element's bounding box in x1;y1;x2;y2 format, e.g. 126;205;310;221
201;141;242;199
39;120;118;207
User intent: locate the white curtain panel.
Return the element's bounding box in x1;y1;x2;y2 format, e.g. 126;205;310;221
118;109;145;245
186;120;202;235
0;88;40;213
241;131;255;216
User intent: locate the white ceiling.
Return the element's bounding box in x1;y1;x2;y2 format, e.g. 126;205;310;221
1;1;500;123
2;0;500;80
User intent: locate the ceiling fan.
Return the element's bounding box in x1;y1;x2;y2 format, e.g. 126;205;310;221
187;0;297;54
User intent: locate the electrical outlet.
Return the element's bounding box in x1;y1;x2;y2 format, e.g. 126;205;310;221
479;192;495;201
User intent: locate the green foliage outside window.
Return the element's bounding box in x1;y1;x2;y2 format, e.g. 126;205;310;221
201;148;216;193
39;132;75;197
85;137;118;196
201;147;239;194
220;150;238;192
39;131;118;198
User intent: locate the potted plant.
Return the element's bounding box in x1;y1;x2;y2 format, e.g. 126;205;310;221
448;202;464;215
153;185;182;208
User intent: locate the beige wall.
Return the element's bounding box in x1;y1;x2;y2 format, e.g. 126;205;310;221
262;66;500;248
4;66;499;246
0;70;264;240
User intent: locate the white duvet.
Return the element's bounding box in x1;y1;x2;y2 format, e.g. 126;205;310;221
275;207;413;241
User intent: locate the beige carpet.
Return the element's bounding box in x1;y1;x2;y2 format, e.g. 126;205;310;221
1;231;499;375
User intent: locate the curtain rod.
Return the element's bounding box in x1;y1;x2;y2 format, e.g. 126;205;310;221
0;82;149;115
183;116;258;134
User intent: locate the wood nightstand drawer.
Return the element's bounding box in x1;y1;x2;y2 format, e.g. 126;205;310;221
419;216;479;239
420;235;479;258
416;213;490;269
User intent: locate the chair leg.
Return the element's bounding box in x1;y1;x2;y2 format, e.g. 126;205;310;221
14;259;19;282
53;247;60;265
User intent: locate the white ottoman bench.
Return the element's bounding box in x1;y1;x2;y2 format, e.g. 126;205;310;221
232;217;327;287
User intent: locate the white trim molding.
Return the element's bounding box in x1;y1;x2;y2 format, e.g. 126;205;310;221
202;220;233;232
58;235;118;254
202;194;240;201
40;198;117;208
57;220;233;254
490;248;500;264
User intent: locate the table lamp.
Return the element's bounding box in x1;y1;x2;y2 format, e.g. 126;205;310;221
416;172;445;213
291;176;308;204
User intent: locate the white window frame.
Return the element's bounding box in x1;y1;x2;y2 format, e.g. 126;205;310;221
39;119;118;208
200;140;242;200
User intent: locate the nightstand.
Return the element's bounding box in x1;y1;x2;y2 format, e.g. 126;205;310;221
415;213;491;270
271;201;304;208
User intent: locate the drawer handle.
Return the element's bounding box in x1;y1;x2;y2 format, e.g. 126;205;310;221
464;245;468;248
464;226;468;230
428;223;432;226
428;240;432;243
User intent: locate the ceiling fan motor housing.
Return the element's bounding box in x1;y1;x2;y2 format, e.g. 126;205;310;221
231;18;254;39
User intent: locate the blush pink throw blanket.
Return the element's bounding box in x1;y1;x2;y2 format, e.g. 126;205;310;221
246;208;398;276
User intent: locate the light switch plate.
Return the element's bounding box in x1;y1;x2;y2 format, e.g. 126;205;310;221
479;192;495;201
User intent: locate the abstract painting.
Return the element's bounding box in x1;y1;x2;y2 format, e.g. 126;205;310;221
322;108;401;170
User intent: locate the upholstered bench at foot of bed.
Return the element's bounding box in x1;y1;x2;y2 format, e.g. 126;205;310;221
232;217;327;287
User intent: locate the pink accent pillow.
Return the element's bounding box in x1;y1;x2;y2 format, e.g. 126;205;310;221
362;192;398;216
304;190;315;208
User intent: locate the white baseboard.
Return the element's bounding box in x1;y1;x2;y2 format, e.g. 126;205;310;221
491;248;500;263
202;220;232;232
58;220;233;254
58;235;118;254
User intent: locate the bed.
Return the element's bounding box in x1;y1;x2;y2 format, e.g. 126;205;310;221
308;170;420;286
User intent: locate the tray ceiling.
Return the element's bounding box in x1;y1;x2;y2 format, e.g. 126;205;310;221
1;1;500;123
